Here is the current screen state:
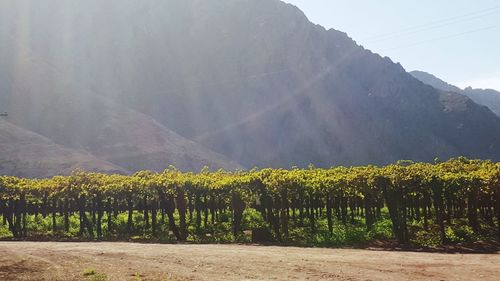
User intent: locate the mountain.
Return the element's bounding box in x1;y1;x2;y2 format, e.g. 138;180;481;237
0;0;499;174
410;71;500;116
0;1;242;175
462;87;500;117
0;53;241;173
0;119;126;178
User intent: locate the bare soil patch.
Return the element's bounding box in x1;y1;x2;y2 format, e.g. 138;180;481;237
0;242;499;280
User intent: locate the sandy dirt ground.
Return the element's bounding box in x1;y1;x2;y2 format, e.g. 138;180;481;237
0;242;499;281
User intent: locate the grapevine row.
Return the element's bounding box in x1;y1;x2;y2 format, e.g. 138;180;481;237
0;158;499;244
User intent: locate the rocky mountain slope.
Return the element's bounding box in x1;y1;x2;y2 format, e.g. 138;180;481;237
0;119;126;178
0;56;241;173
410;71;500;116
0;0;499;175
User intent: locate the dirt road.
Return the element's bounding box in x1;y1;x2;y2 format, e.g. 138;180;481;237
0;242;499;280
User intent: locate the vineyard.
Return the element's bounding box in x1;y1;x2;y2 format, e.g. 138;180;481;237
0;158;499;246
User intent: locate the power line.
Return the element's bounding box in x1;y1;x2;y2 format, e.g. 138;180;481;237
366;9;500;43
364;5;500;41
381;24;500;52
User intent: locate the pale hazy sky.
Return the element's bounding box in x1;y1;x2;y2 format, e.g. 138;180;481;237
282;0;500;91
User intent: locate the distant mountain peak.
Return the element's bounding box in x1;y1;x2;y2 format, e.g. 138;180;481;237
409;71;463;93
410;70;500;116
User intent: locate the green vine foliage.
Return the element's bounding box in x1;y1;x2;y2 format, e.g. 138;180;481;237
0;158;498;244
